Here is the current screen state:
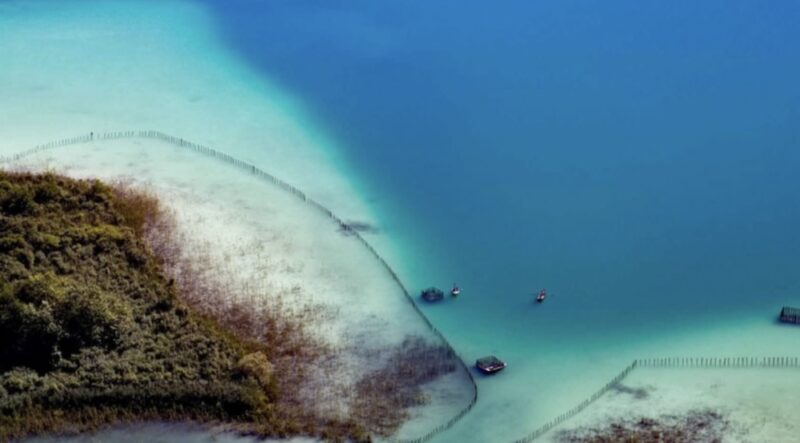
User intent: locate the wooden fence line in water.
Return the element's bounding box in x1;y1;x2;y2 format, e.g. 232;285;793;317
514;355;800;442
513;361;638;443
0;130;478;443
8;132;798;443
636;356;800;368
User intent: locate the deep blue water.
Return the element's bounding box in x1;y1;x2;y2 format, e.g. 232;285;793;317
207;0;800;325
205;0;800;439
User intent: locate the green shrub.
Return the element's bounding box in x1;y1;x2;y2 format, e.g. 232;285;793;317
0;368;41;395
0;234;29;254
12;273;63;305
236;352;275;391
0;289;63;372
55;285;132;356
31;174;63;204
0;171;369;442
0;183;34;215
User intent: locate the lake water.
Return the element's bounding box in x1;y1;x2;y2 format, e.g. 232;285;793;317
203;1;800;441
6;1;800;441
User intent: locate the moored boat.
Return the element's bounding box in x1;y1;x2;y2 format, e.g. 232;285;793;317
420;287;445;302
476;355;507;374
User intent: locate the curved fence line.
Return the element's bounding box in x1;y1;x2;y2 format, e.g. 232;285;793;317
0;130;478;443
515;354;800;442
6;134;799;443
513;361;638;443
6;134;800;443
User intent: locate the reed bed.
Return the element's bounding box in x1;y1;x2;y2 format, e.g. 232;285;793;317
2;131;478;442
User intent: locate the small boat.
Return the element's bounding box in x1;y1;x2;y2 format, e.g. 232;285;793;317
780;306;800;324
476;356;507;374
451;284;461;297
420;287;444;302
536;288;547;303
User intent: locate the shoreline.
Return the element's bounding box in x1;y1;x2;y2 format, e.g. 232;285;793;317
22;423;318;443
0;2;478;436
546;365;800;443
6;134;800;443
3;133;476;441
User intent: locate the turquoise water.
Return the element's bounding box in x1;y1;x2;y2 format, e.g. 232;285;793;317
4;0;800;441
205;1;800;440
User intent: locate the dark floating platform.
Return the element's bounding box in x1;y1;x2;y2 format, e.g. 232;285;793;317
420;287;445;303
779;306;800;324
338;220;378;235
476;355;507;374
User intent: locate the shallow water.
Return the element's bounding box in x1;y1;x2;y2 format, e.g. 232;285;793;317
204;1;800;441
551;365;800;443
3;1;800;442
9;136;475;441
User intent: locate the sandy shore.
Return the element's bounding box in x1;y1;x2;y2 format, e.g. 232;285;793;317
545;366;800;442
4;2;800;442
0;0;370;220
4;136;474;440
0;1;475;438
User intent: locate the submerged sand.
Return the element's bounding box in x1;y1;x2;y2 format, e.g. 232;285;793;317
3;135;475;440
546;366;800;442
1;1;474;438
5;2;798;442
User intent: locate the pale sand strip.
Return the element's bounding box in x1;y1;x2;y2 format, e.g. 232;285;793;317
3;135;476;441
543;366;800;443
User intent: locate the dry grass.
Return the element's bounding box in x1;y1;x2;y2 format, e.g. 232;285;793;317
351;336;459;436
116;183;364;438
0;159;467;442
110;183;161;237
110;180;460;439
555;409;731;443
0;172;288;440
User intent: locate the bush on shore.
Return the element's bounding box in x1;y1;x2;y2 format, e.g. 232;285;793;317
0;171;369;441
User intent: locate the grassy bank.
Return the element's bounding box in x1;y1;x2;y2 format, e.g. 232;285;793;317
0;171;368;441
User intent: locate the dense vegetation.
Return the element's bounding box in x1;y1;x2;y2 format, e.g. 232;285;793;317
0;171;367;441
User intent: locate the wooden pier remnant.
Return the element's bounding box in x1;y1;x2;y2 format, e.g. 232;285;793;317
779;306;800;324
